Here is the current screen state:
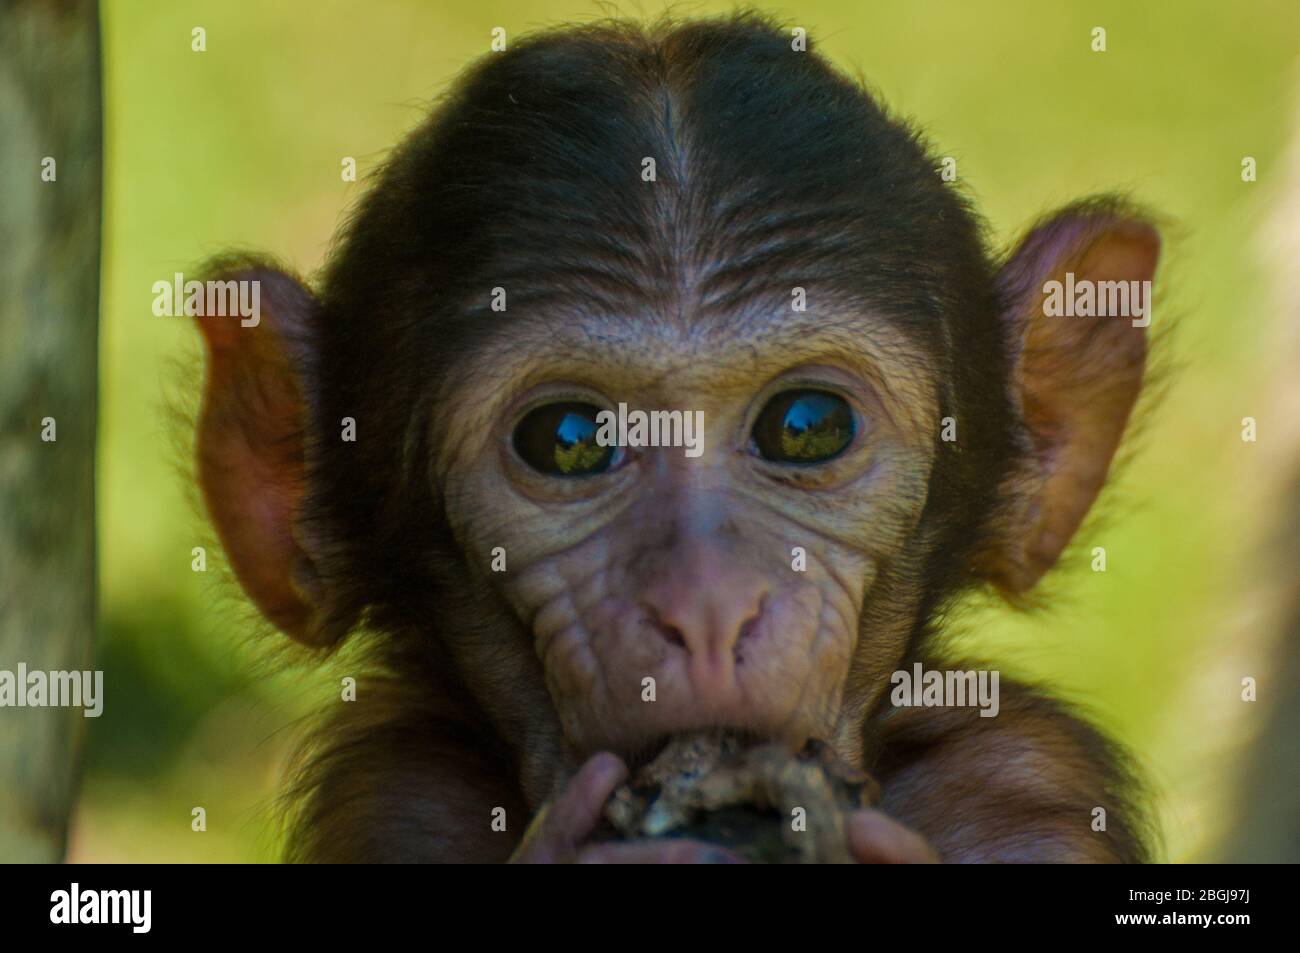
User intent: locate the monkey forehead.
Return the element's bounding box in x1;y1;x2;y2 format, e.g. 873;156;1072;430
434;305;940;440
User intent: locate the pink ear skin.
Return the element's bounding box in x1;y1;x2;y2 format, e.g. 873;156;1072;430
192;264;331;646
988;208;1161;594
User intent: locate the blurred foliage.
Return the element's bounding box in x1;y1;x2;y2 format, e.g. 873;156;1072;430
79;0;1300;861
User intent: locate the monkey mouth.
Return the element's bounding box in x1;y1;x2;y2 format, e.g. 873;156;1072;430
620;735;674;775
618;728;788;775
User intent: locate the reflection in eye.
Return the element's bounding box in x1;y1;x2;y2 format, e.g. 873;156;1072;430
512;402;615;476
752;390;855;464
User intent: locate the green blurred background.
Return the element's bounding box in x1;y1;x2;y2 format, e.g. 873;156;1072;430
77;0;1300;861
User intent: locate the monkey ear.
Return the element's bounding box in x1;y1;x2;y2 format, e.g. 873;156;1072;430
983;203;1160;594
193;262;334;646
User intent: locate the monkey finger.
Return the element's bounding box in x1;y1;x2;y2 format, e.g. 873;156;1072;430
576;839;747;864
547;751;628;838
846;809;940;864
509;748;626;863
514;752;629;862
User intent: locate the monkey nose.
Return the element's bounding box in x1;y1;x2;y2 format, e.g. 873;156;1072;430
642;571;769;696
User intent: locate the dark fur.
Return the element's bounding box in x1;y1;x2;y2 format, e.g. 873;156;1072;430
201;13;1154;862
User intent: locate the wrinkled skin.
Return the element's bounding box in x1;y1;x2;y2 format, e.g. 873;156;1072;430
440;327;936;771
191;16;1161;863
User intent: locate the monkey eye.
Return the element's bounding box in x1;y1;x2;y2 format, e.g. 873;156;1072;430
512;402;615;476
752;390;855;464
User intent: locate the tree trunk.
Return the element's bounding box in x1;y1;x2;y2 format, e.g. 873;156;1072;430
0;0;101;862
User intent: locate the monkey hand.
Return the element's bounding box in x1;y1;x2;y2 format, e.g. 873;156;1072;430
509;752;747;863
844;809;940;863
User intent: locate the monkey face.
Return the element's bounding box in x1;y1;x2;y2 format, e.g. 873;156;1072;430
438;314;938;761
186;15;1163;856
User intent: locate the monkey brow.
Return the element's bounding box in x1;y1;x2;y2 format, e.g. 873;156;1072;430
461;304;938;426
